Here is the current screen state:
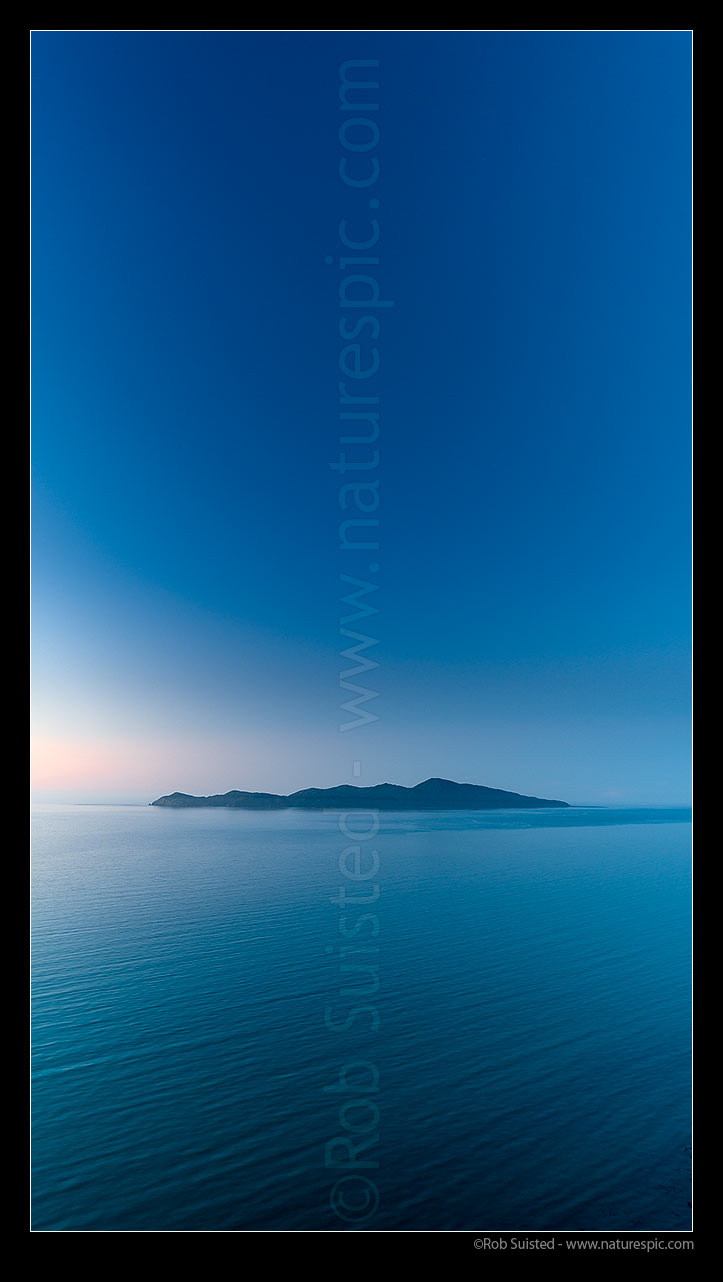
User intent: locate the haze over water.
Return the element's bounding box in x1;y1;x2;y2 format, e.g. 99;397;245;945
32;804;691;1231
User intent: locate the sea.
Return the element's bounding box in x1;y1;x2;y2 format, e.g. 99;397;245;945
31;803;692;1232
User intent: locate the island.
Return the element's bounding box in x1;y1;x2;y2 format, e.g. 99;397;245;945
151;778;569;810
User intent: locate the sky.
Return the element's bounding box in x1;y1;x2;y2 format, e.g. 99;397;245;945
31;31;692;805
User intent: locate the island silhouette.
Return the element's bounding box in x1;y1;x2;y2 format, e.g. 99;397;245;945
151;778;569;810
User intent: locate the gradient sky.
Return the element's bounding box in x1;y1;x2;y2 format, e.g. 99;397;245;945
31;31;691;805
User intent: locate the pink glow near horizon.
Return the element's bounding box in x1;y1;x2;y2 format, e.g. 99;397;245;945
31;732;289;799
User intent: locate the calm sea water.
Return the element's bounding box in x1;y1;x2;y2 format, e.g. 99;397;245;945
32;804;691;1231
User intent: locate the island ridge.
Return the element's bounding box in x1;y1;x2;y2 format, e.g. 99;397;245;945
151;778;570;811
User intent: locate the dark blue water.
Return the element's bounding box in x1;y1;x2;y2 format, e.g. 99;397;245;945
32;805;691;1231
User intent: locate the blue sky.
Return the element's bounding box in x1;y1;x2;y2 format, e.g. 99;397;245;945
32;31;691;804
